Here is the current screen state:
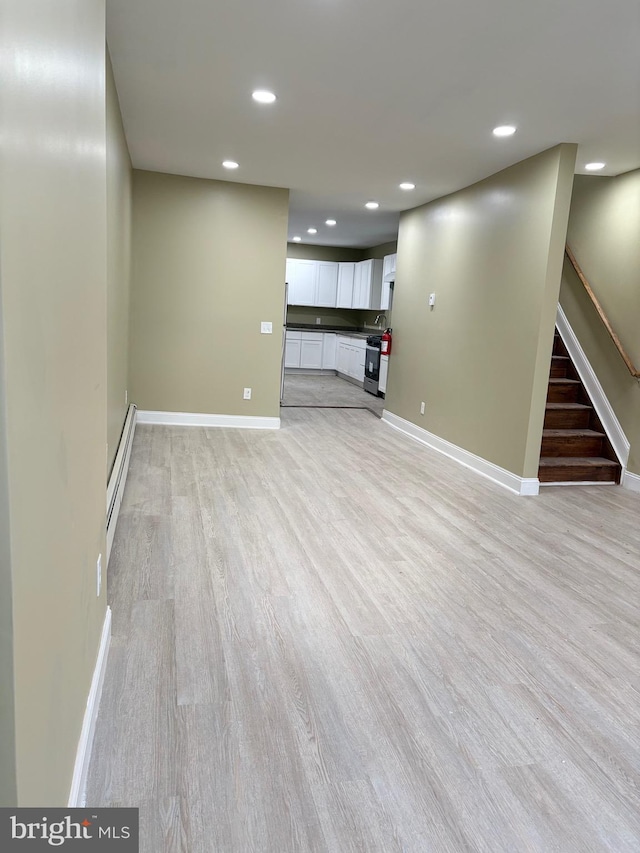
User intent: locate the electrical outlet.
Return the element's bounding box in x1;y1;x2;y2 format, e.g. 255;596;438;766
243;387;252;400
428;293;436;307
125;388;128;406
316;317;322;325
96;553;102;597
260;321;272;334
420;402;425;415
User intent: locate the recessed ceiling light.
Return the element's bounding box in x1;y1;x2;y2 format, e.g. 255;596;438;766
492;125;517;137
585;162;605;171
252;89;276;104
399;182;415;191
292;236;302;242
325;219;337;226
307;228;317;234
222;160;239;169
365;201;379;209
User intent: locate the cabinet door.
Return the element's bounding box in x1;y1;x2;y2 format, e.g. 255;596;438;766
316;262;338;307
285;337;301;368
352;263;365;309
337;341;349;374
337;263;355;308
300;337;323;369
354;346;366;382
380;280;392;311
285;260;296;303
288;259;317;305
322;333;337;370
379;355;389;393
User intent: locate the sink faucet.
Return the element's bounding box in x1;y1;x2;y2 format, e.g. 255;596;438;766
374;313;387;328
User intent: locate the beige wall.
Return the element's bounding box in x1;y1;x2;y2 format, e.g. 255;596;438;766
385;145;577;479
560;171;640;473
286;243;362;262
130;171;289;417
286;306;364;328
0;0;108;805
0;287;16;806
106;50;132;474
362;240;397;260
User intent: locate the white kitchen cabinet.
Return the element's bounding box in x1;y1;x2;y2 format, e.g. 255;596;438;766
316;262;338;307
380;281;393;311
352;259;383;309
285;331;302;368
300;332;323;369
336;335;366;383
337;263;355;308
322;333;337;370
286;259;317;306
379;354;389;394
382;253;397;281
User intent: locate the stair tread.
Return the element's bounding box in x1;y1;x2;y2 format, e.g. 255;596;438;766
545;402;591;410
539;457;619;468
542;429;605;437
548;377;581;384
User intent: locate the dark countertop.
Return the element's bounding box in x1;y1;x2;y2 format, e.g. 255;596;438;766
286;324;382;338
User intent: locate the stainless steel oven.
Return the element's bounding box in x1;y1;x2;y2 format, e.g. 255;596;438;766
364;335;382;396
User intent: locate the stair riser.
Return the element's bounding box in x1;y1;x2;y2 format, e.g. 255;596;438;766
539;464;618;483
547;384;580;403
544;410;591;429
550;364;568;378
541;436;604;457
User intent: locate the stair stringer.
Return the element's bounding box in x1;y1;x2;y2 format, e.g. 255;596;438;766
555;305;629;470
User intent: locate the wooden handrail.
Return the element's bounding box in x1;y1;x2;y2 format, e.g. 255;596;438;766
564;244;640;379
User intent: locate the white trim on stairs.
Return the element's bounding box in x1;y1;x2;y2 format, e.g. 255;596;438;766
68;606;111;807
137;410;281;429
381;411;539;496
556;305;630;471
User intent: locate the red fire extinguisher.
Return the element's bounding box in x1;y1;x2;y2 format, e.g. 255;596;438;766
381;328;392;356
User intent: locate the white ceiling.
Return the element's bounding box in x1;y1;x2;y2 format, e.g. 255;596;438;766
107;0;640;248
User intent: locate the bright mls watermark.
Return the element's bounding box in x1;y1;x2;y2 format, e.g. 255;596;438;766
1;808;138;850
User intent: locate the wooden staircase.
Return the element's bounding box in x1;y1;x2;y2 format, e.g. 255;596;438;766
538;331;621;484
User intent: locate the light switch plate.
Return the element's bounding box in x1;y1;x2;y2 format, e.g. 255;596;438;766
261;321;273;334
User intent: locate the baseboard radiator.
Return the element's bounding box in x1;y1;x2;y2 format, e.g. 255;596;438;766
106;403;137;564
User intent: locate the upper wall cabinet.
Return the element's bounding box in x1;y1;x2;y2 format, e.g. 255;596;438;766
286;259;317;305
286;259;338;307
336;262;355;308
352;259;383;310
382;253;397;282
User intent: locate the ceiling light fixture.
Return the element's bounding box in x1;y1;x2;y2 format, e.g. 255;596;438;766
252;89;276;104
325;219;337;226
492;125;517;137
292;236;302;242
365;201;379;209
307;228;317;234
585;162;605;171
399;182;415;191
222;160;239;169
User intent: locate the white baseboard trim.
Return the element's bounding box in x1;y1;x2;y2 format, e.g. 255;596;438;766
137;411;281;429
622;470;640;493
68;606;111;807
556;305;630;467
106;404;137;566
381;411;539;496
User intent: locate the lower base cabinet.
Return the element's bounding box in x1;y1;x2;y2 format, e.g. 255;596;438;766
379;354;389;394
337;336;365;383
285;331;337;370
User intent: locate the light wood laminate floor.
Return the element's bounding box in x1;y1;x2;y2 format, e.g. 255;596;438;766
282;374;385;416
87;408;640;852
